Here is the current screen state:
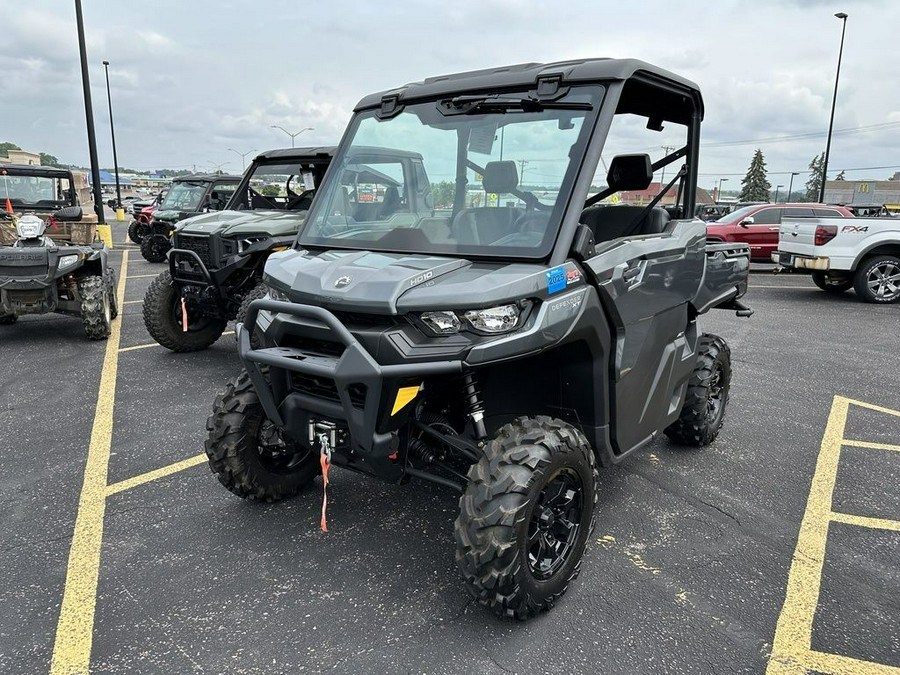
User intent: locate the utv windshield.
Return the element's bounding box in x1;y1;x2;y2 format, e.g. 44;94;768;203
0;172;74;209
299;86;604;259
232;160;326;211
159;182;208;211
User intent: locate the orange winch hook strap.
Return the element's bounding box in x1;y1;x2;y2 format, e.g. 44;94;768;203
180;297;188;332
319;452;330;532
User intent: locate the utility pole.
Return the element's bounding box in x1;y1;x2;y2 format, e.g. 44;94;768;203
74;0;105;226
659;145;674;187
518;159;528;187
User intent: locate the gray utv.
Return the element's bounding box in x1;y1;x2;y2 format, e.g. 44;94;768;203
205;59;752;619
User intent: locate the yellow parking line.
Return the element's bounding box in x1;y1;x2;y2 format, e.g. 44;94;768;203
830;511;900;533
51;250;129;675
118;331;235;353
842;397;900;418
106;454;208;496
766;395;848;675
123;300;142;305
842;439;900;453
803;650;900;674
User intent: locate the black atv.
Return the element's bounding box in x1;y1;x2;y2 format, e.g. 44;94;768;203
140;175;240;262
206;59;753;619
0;208;117;339
142;148;334;352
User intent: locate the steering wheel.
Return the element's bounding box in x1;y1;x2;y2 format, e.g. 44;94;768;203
248;187;280;209
286;189;316;211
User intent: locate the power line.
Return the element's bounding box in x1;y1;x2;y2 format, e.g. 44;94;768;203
701;120;900;148
698;163;900;177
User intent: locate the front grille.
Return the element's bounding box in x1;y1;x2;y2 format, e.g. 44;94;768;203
174;234;213;267
289;373;367;408
280;335;345;358
0;265;46;278
8;289;46;303
332;311;399;328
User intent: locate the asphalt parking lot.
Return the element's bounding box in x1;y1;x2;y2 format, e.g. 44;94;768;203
1;221;898;675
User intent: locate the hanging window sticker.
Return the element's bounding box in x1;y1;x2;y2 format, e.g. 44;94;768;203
546;266;566;294
302;171;316;190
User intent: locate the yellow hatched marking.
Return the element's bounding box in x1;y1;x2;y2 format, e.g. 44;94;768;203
842;439;900;453
106;454;207;496
831;511;900;533
51;250;129;675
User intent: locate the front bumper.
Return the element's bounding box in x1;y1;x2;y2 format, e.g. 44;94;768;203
238;299;463;457
772;251;830;270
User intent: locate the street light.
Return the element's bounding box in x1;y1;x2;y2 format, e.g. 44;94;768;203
74;0;106;228
717;178;728;201
774;184;784;203
101;60;122;218
787;171;800;202
819;12;849;203
207;161;229;174
228;148;256;171
270;125;313;148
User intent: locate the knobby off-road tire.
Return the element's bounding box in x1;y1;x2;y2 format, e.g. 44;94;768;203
79;275;112;340
105;268;119;319
455;416;599;620
664;333;731;446
812;271;852;294
235;281;268;349
0;313;17;325
140;234;170;263
143;270;227;352
127;219;146;244
853;255;900;304
205;370;319;501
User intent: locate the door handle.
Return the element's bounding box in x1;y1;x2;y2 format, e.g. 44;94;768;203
624;265;641;281
768;227;780;231
622;260;646;287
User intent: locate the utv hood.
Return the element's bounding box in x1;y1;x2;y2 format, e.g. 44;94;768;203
176;210;309;238
265;249;551;314
153;209;191;223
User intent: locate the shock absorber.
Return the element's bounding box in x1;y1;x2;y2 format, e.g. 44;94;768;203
462;371;487;441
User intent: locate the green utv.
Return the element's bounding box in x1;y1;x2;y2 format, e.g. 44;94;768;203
206;59;753;619
139;174;241;263
142;148;334;351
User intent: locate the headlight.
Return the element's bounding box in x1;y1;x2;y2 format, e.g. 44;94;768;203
464;304;520;333
58;254;80;270
266;285;289;302
420;310;461;335
16;215;45;239
237;235;268;253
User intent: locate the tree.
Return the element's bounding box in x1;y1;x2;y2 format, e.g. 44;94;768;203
0;141;22;157
259;184;281;197
834;170;846;181
738;149;771;202
805;152;825;201
39;152;66;168
430;181;456;208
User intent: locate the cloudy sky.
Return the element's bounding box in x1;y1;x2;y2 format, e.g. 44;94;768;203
2;0;898;193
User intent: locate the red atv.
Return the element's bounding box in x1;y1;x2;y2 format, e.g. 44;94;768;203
128;204;157;244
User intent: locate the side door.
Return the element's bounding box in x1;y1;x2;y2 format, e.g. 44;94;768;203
584;228;704;455
740;206;781;259
210;181;238;211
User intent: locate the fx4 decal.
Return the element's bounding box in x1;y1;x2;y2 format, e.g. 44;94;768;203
841;225;869;232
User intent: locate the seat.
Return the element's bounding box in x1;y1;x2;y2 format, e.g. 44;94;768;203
377;186;401;219
579;205;669;244
451;160;523;245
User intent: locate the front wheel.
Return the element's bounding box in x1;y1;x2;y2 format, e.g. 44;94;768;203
455;416;598;620
235;280;268;349
79;275;112;340
664;333;731;446
0;313;17;325
140;234;170;263
812;271;852;294
205;370;320;501
127;219;148;244
853;255;900;304
142;270;227;352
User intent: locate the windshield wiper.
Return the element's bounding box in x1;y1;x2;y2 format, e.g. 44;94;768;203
438;95;592;116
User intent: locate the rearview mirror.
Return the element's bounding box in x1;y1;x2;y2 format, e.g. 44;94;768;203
54;206;83;221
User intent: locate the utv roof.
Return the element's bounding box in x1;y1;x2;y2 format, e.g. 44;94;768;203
254;147;337;162
0;163;75;178
355;58;704;117
172;173;241;183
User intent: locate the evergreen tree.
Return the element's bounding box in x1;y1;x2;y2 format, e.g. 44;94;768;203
805;152;825;201
835;170;846;181
738;149;771;202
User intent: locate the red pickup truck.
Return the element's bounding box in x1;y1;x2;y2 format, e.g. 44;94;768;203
706;202;853;262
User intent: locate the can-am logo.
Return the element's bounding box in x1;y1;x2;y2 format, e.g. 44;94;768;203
409;270;433;287
334;276;352;288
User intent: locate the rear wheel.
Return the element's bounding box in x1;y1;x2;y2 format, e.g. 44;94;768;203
853;255;900;304
665;333;731;446
140;234;170;263
0;313;17;325
205;370;319;501
79;275;112;340
127;219;147;244
142;270;227;352
812;271;852;294
455;416;598;620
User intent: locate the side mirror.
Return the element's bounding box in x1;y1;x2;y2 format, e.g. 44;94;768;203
740;217;754;228
54;206;83;222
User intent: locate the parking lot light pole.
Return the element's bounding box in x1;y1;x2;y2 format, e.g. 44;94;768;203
270;125;313;148
74;0;106;229
788;171;799;201
102;60;123;221
819;12;849;204
716;178;728;202
228;148;256;172
774;185;784;203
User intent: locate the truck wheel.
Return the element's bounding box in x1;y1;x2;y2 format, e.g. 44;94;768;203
79;275;112;340
140;235;170;263
142;270;227;352
105;268;119;319
664;334;731;446
205;370;319;501
812;271;852;294
235;281;268;348
455;416;598;620
853;255;900;304
127;220;145;244
0;313;17;325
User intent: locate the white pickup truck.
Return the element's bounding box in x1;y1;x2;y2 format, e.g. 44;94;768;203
774;216;900;303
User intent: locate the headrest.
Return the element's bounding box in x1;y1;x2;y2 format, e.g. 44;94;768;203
482;161;518;194
606;154;653;192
